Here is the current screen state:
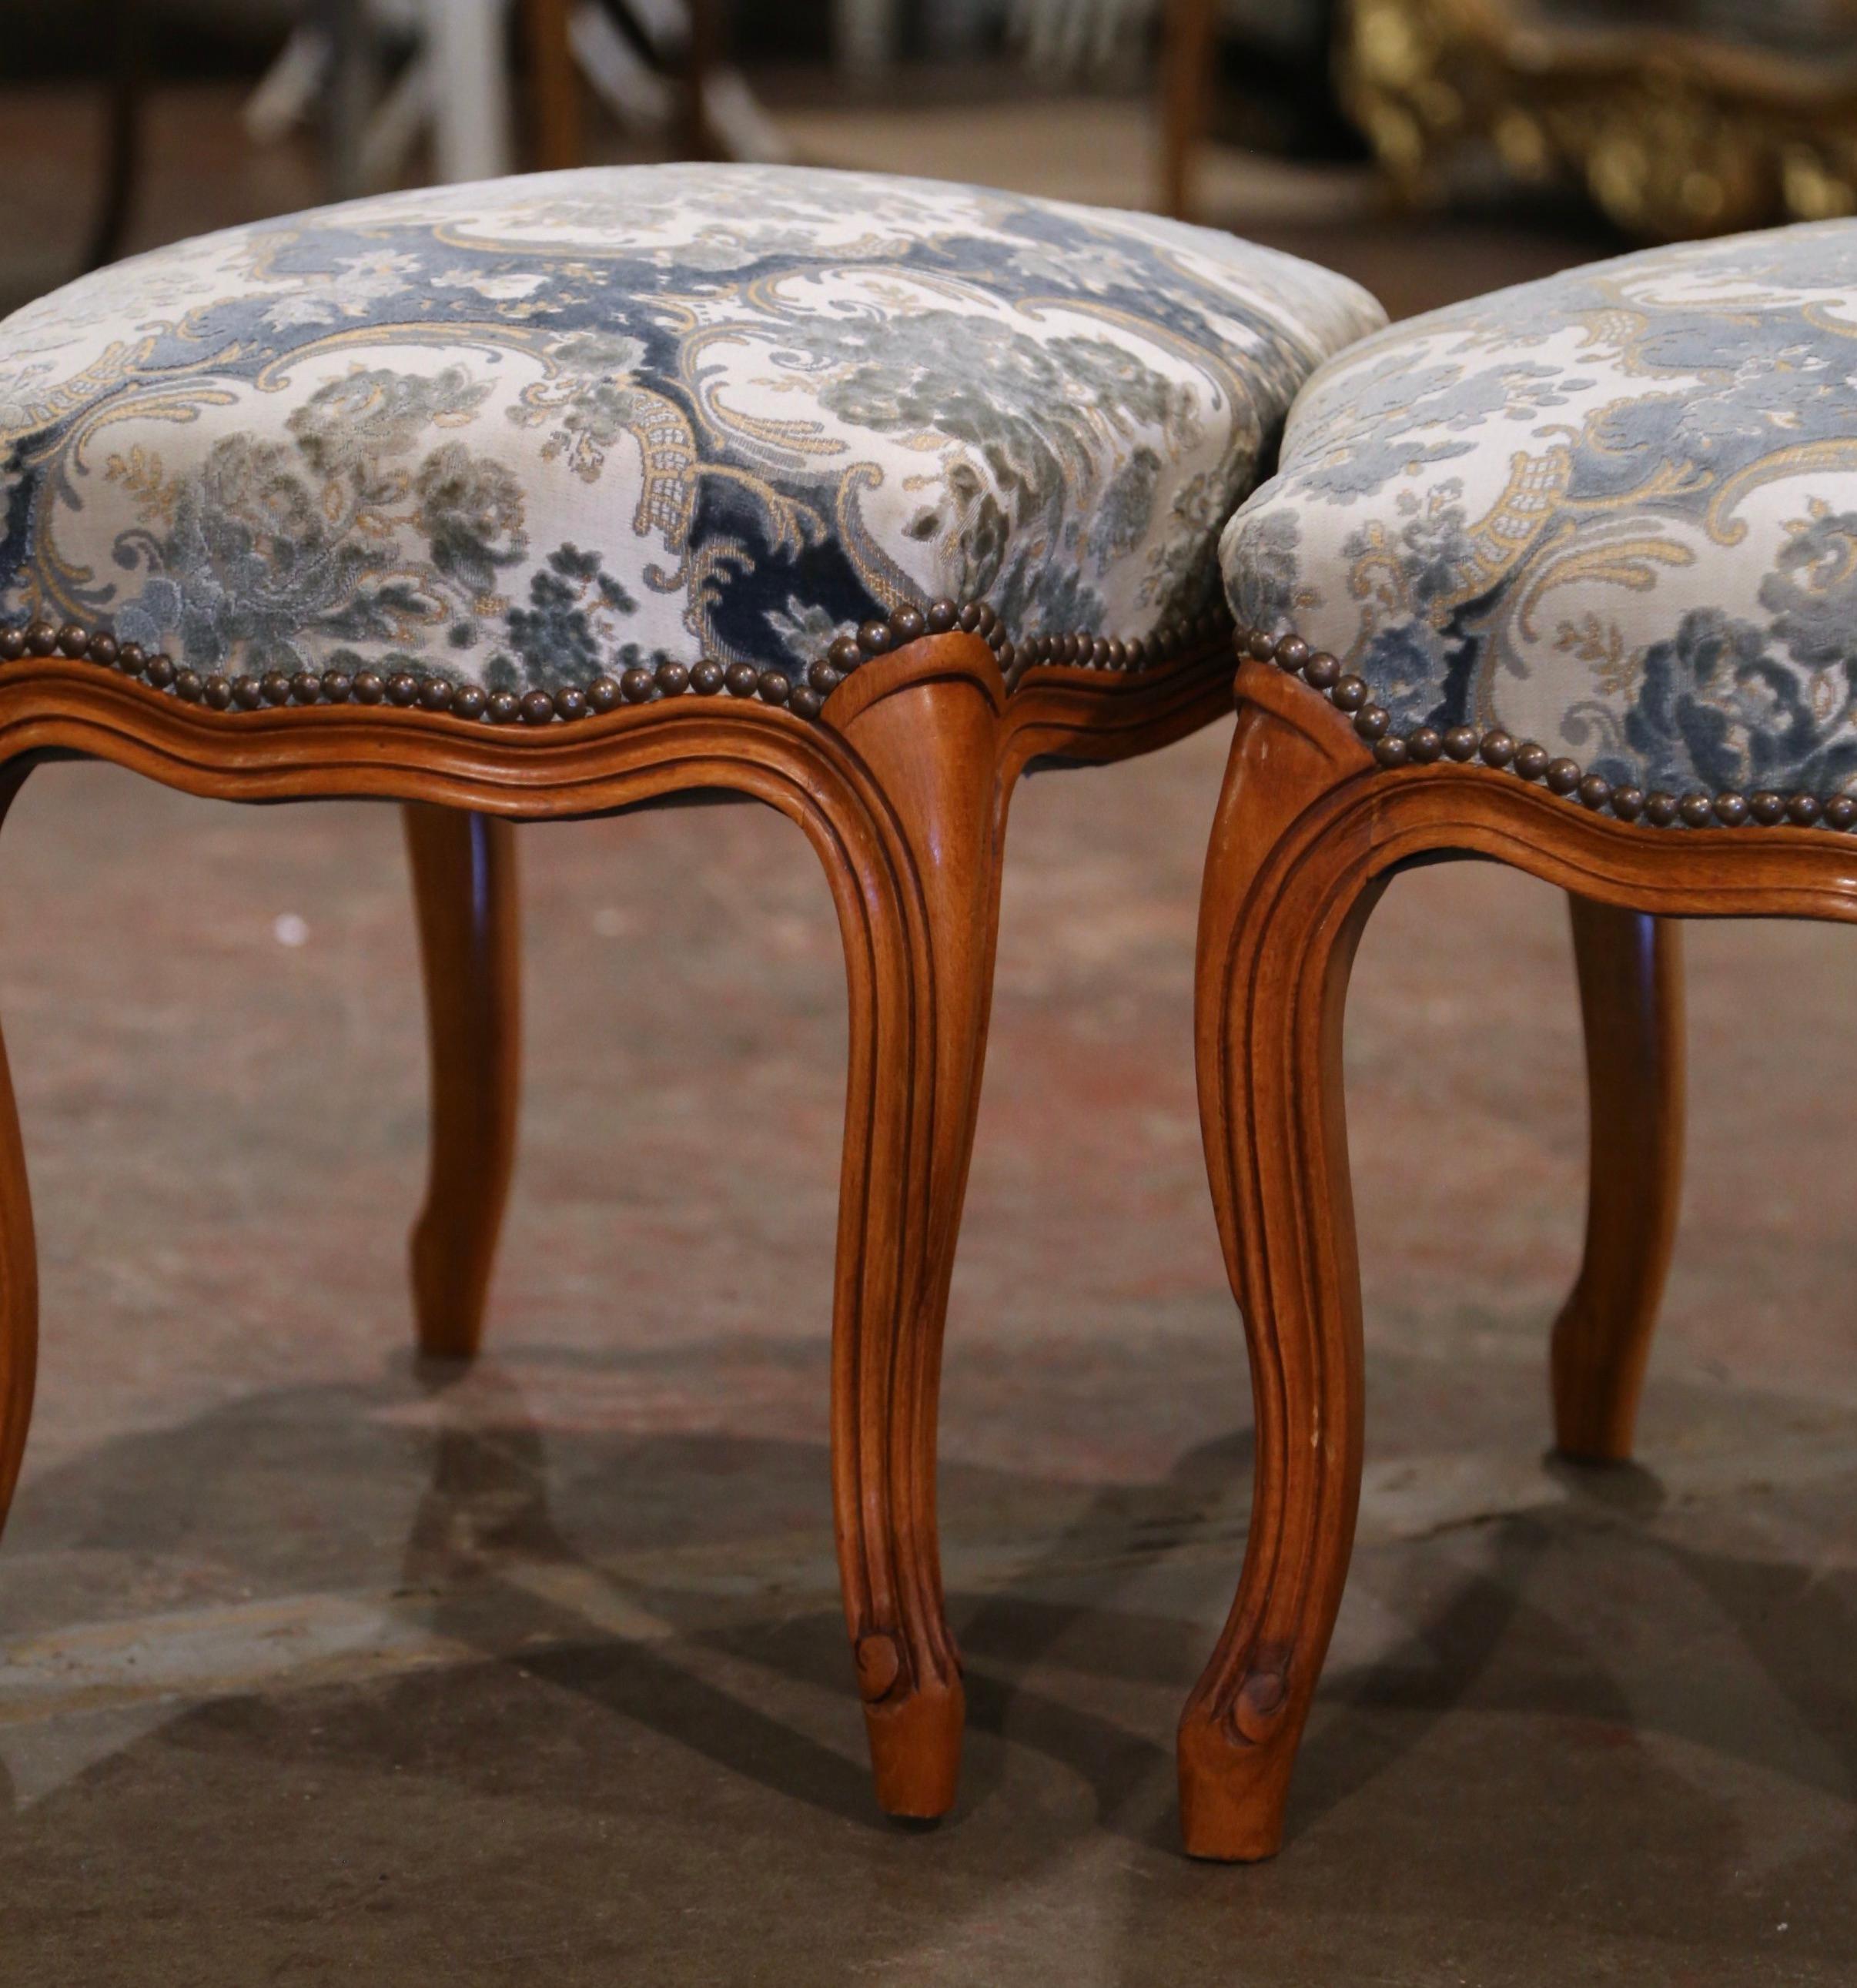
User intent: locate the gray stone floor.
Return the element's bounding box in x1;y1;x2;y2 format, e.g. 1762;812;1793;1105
0;78;1850;1988
0;735;1851;1984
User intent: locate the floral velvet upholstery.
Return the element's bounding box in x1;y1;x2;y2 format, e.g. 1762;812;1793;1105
1220;219;1857;798
0;165;1381;699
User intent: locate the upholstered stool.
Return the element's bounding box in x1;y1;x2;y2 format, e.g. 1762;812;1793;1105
1186;217;1857;1859
0;162;1381;1820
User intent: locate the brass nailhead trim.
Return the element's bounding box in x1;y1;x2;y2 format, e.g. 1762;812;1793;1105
1240;623;1857;832
0;602;1230;728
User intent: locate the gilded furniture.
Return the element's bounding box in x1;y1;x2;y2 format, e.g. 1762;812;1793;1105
1341;0;1857;238
0;162;1380;1821
1190;218;1857;1859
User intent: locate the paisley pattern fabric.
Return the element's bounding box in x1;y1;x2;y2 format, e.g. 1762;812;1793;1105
1220;219;1857;797
0;165;1380;699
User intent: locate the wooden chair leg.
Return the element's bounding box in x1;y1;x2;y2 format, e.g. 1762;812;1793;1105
1179;677;1381;1861
0;767;38;1541
403;806;520;1360
818;642;1008;1819
1552;899;1685;1462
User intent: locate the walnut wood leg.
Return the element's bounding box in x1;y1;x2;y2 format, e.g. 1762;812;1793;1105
818;640;1008;1819
0;767;38;1540
403;806;520;1360
1180;674;1382;1861
1551;899;1685;1462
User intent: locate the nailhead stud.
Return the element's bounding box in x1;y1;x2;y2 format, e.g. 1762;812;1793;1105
554;687;589;721
417;677;453;711
1332;675;1368;712
1373;735;1408;768
1514;744;1551;781
1748;790;1786;825
925;600;957;634
1713;792;1749;827
691;661;725;695
1578;774;1612;811
25;623;57;656
891;606;926;644
789;685;824;719
1678;793;1714;827
1443;725;1478;761
290;671;321;704
587;675;622;713
657;662;690;697
724;662;760;697
1645;792;1679;827
1826;796;1857;830
0;630;22;661
56;624;88;658
488;689;521;723
1544;757;1582;795
758;670;791;705
1481;730;1516;767
858;620;892;656
1611;785;1645;822
453;684;487;721
620;668;654;704
519;690;554;725
353;672;386;705
1303;652;1340;691
1788;794;1822;826
1353;705;1391;741
1407;726;1444;764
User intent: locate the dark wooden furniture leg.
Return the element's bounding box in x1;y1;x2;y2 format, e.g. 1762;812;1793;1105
0;767;37;1541
1160;0;1217;219
403;806;520;1360
525;0;583;170
1552;899;1684;1461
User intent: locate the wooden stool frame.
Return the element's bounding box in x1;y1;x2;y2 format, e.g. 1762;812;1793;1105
0;614;1230;1822
1173;648;1857;1860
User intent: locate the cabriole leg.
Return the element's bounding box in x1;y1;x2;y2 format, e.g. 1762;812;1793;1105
0;765;39;1538
818;638;1009;1819
1552;899;1685;1461
403;806;520;1360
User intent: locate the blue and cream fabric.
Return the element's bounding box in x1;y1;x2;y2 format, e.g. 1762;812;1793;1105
1221;219;1857;797
0;165;1380;698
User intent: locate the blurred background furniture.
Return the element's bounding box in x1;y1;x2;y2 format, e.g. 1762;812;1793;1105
1340;0;1857;238
1163;0;1857;235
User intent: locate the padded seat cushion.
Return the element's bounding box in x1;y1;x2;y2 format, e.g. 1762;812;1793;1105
0;164;1380;698
1220;219;1857;797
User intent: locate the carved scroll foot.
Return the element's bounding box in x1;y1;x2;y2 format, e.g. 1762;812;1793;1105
1552;899;1685;1463
403;806;520;1360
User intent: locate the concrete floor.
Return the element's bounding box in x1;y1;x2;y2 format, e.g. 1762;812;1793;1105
0;79;1852;1988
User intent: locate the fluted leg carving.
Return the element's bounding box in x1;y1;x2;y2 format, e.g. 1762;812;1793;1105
403;806;520;1360
1182;678;1380;1860
817;636;1009;1819
1552;899;1685;1461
